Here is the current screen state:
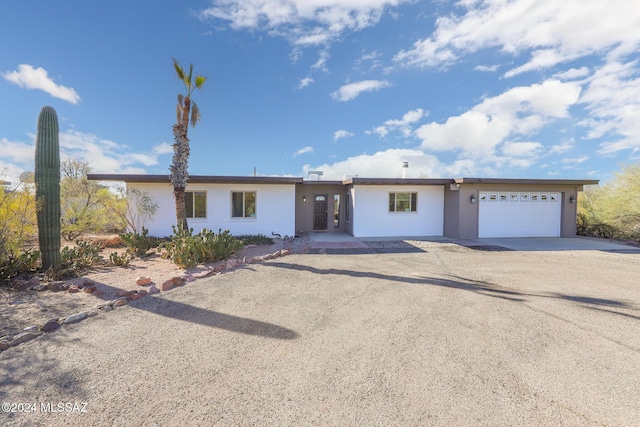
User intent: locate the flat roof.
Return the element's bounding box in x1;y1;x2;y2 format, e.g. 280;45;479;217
343;177;452;185
454;177;600;185
87;174;599;187
87;174;303;185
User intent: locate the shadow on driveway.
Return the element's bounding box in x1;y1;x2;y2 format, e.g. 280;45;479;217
264;261;638;312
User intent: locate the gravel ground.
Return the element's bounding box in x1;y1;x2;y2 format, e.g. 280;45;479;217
1;243;639;426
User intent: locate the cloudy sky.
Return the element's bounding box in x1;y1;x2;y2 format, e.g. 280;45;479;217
1;0;639;182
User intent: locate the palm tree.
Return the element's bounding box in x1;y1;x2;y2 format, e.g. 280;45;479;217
170;58;206;230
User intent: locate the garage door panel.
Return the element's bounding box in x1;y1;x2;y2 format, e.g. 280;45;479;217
478;192;561;238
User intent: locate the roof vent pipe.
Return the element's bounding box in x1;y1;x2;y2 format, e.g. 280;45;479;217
402;162;409;179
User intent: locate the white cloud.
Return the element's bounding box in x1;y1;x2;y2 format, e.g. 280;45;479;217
548;138;575;155
554;67;590;81
331;79;391;102
0;130;173;176
297;77;314;89
333;130;354;141
393;0;640;77
301;148;442;179
501;141;543;157
311;49;330;71
152;142;174;155
2;64;81;104
415;79;581;156
474;64;499;72
293;146;313;157
562;155;589;165
577;60;640;155
200;0;406;46
370;108;426;138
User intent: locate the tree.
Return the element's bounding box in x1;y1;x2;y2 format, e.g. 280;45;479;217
578;163;640;241
60;159;125;240
0;177;37;259
170;58;206;230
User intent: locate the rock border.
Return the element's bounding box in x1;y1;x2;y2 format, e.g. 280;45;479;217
0;249;292;353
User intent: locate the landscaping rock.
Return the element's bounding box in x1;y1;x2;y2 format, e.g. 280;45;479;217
84;285;97;293
10;331;40;347
171;276;184;286
24;325;39;332
213;264;226;273
64;312;88;324
42;319;61;333
281;249;292;256
138;289;148;296
68;285;80;293
136;276;152;286
148;285;159;294
160;280;174;291
116;290;136;297
0;341;10;351
47;281;64;291
33;284;48;292
183;273;195;282
114;298;128;307
130;293;143;300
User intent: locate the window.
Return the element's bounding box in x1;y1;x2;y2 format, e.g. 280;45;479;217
232;191;256;218
389;192;417;212
185;191;206;218
333;194;340;228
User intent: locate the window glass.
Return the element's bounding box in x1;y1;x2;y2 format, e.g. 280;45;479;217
232;191;256;218
194;192;206;218
389;192;417;212
232;192;244;217
185;192;194;218
185;191;206;218
333;195;340;228
245;192;256;217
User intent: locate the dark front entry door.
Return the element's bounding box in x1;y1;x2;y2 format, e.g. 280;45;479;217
313;195;328;230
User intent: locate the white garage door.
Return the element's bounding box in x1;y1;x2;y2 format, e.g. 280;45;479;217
478;192;561;238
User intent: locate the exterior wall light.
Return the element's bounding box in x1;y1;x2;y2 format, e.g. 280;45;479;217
569;195;575;204
470;195;477;203
302;195;307;203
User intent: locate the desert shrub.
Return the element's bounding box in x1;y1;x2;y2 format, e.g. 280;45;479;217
159;226;244;269
234;234;274;246
120;227;163;257
60;241;103;271
92;235;126;249
0;249;40;282
109;250;133;267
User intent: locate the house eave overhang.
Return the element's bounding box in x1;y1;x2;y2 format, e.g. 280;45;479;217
342;177;451;185
87;174;303;185
453;177;600;186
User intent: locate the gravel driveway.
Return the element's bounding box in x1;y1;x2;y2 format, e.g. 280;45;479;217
2;242;639;426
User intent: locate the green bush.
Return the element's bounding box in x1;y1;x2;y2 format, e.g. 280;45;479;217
60;241;103;271
109;250;133;267
234;234;274;246
121;227;163;257
0;249;40;282
159;226;244;268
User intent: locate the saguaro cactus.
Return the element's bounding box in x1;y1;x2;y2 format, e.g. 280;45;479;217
35;106;61;271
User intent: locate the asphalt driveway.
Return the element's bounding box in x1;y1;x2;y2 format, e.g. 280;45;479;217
2;241;639;426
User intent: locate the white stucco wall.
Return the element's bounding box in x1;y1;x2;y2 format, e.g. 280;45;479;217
352;185;444;237
128;183;296;237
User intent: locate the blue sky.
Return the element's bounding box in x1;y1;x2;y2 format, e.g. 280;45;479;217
1;0;639;183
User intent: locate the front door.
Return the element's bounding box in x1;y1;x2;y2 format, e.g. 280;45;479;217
313;195;328;230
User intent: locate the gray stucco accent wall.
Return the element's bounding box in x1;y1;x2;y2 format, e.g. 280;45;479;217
295;183;346;234
446;183;583;239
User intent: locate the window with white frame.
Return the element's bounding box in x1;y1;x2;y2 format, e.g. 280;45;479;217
185;191;206;218
389;192;417;212
231;191;256;218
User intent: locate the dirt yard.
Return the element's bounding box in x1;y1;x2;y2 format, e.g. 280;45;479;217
0;241;284;341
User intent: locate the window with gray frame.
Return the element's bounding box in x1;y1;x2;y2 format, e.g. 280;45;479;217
231;191;256;218
185;191;206;218
389;192;417;212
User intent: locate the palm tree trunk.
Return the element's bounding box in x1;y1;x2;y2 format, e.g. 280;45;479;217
173;186;188;231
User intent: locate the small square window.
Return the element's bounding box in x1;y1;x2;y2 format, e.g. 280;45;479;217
232;191;256;218
389;192;417;212
185;191;206;218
